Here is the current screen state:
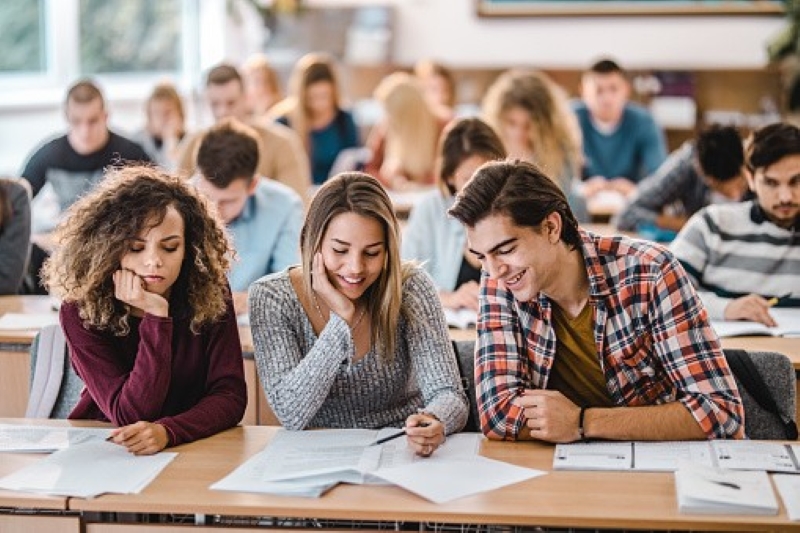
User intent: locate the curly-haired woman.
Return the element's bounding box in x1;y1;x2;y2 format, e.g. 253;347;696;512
43;165;247;455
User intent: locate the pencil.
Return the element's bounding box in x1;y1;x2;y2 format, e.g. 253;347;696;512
767;293;792;307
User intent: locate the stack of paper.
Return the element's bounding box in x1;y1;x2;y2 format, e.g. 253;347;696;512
0;440;176;498
0;424;112;453
212;428;544;503
674;462;778;515
773;474;800;521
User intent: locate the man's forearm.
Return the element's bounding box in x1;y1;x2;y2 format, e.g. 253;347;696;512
583;402;707;441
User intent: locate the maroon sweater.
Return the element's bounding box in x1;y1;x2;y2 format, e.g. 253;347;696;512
61;299;247;446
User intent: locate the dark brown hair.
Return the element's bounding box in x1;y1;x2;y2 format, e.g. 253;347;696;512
437;117;506;196
206;64;243;88
197;118;260;188
746;122;800;173
65;79;105;108
448;159;581;250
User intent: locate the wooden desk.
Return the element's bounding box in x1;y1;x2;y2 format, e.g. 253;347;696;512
68;425;795;531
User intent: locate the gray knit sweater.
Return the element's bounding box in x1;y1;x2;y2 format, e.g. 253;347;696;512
249;266;469;433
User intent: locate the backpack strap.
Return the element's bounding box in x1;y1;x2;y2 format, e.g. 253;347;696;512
25;324;67;418
725;348;799;440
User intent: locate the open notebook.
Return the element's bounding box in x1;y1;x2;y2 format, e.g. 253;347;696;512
711;308;800;338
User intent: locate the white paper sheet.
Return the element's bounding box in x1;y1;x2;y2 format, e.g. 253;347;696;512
632;441;714;471
0;440;176;498
373;456;544;504
0;312;59;330
711;308;800;338
713;441;799;473
675;461;778;515
553;442;632;470
773;474;800;521
0;424;112;453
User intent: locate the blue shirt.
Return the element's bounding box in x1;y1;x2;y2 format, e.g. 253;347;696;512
278;109;360;185
227;178;303;292
573;102;667;183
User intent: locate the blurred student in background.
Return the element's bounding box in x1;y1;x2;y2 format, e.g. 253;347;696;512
43;166;246;455
402;117;505;311
271;52;360;186
133;82;186;171
414;59;457;121
175;63;311;200
242;53;283;120
483;69;588;221
194;118;303;315
365;72;444;190
0;178;31;295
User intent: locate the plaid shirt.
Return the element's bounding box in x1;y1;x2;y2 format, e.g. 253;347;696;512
476;229;744;440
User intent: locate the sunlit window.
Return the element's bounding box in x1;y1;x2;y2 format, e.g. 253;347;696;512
0;0;45;74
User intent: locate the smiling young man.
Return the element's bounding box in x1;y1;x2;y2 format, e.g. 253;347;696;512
671;122;800;327
448;160;743;443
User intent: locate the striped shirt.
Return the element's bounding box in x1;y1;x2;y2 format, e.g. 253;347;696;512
249;266;469;433
476;229;744;440
670;200;800;319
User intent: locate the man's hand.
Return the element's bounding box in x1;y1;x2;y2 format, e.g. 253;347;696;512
724;294;777;327
516;389;581;443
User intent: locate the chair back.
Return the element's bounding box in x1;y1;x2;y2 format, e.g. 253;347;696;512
725;349;798;440
451;340;480;432
25;324;83;419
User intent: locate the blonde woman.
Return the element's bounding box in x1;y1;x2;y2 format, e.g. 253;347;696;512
365;72;444;190
242;53;283;119
133;82;186;170
482;69;588;220
249;172;468;456
271;52;360;185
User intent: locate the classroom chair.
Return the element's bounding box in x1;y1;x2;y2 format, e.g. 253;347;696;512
451;340;480;432
25;324;83;419
725;349;798;440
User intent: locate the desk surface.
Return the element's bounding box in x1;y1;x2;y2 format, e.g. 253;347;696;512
65;425;795;531
0;295;54;344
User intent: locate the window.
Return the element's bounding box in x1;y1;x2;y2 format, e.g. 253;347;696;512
0;0;45;74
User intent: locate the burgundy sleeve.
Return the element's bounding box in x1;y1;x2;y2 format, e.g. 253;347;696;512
155;299;247;445
61;302;175;425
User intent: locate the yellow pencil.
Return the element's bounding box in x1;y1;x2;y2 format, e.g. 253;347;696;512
767;293;791;307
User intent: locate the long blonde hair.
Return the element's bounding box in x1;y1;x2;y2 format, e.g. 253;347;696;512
482;69;582;190
374;72;440;184
300;172;412;358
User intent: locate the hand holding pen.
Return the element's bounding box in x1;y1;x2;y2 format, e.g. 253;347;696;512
723;293;791;328
371;414;444;457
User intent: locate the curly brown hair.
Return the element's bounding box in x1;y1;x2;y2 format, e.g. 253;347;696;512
43;165;233;335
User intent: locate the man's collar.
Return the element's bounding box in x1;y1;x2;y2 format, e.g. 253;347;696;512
749;201;800;231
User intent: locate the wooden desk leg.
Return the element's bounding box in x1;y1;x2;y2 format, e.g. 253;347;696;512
0;348;31;417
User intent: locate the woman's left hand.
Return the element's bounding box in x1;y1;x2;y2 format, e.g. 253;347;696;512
404;413;445;457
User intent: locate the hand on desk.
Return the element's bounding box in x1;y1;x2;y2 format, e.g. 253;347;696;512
404;413;445;457
440;281;480;311
724;294;778;327
516;389;582;444
108;421;169;455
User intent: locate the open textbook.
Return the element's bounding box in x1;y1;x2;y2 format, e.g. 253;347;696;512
711;308;800;338
0;424;112;453
675;462;779;515
212;428;544;503
0;440;176;498
554;441;800;473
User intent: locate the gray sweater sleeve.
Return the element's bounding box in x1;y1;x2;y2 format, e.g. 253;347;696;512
0;179;32;294
401;270;469;434
249;274;358;430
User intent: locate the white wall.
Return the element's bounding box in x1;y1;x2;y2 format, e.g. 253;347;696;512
0;0;787;176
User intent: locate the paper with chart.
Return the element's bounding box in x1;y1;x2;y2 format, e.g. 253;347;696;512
0;440;176;498
712;441;799;473
212;428;535;502
0;424;113;453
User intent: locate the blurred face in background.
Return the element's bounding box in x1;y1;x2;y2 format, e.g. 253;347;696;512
207;80;248;122
500;106;532;159
305;81;336;120
147;98;183;138
66;97;109;155
581;71;629;125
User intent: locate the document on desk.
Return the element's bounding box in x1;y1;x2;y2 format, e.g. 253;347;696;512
774;474;800;521
0;312;59;330
675;462;778;515
0;440;176;498
555;441;799;472
711;308;800;337
0;424;112;453
212;429;539;502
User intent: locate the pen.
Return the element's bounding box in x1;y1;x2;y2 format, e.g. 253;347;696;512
713;480;741;490
767;292;792;307
368;422;430;446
